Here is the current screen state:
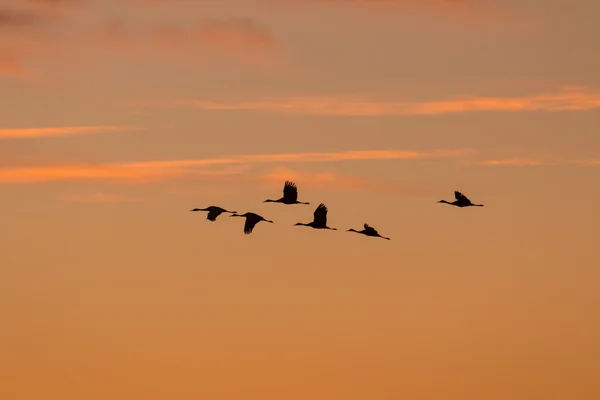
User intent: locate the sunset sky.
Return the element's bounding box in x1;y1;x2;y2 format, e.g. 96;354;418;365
1;0;599;399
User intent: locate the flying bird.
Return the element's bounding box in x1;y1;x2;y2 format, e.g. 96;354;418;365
263;181;309;205
294;203;336;230
230;212;274;234
347;223;390;240
438;191;484;208
190;206;236;221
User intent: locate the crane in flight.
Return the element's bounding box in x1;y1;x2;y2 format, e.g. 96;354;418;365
263;181;310;205
230;212;274;234
347;223;390;240
190;206;236;221
438;191;484;208
294;203;337;230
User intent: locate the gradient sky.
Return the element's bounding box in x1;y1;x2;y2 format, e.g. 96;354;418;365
1;1;599;399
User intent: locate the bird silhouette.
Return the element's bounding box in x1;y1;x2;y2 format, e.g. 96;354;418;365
438;191;484;208
347;223;390;240
190;206;236;221
230;212;273;234
294;203;337;230
263;181;309;205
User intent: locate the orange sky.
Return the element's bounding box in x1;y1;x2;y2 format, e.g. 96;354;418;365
1;0;599;399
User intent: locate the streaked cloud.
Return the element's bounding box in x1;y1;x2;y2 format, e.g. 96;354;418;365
274;0;522;28
0;148;472;183
287;0;476;13
568;160;600;166
195;18;281;59
470;157;600;166
471;158;546;166
61;191;140;203
0;125;140;140
257;166;436;195
164;86;600;116
0;3;281;80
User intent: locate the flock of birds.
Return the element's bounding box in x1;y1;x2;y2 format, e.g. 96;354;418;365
190;181;484;240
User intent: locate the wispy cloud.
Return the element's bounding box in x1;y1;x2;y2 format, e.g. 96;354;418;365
0;148;472;183
470;157;600;166
287;0;476;13
0;125;140;140
0;4;281;80
275;0;522;28
61;191;139;203
257;166;436;195
470;158;546;166
0;51;33;80
0;8;39;27
162;86;600;116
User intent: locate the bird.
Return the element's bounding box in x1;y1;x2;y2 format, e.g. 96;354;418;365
190;206;236;221
438;191;484;208
347;223;390;240
263;181;309;205
294;203;337;230
230;212;273;234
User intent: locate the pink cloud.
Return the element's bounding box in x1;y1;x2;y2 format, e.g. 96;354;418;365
257;166;435;194
61;191;140;203
0;125;140;140
0;148;472;184
0;4;281;80
470;158;546;166
165;86;600;116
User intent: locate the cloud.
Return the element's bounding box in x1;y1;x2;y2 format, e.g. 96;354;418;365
0;50;33;80
193;18;282;66
274;0;519;27
0;8;39;27
256;166;436;195
470;158;546;166
0;148;472;183
0;125;140;140
470;157;600;166
0;4;281;80
568;160;600;166
287;0;475;13
164;86;600;116
61;191;140;203
0;164;249;184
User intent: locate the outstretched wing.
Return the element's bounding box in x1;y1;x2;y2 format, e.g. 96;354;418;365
282;181;298;202
206;208;222;221
313;203;328;226
455;191;470;203
244;213;260;234
364;223;378;235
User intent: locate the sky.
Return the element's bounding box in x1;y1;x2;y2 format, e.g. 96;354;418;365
1;0;599;399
